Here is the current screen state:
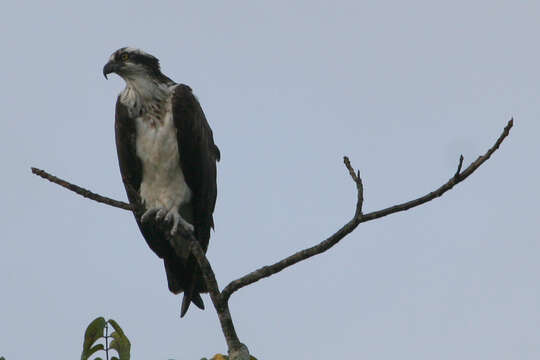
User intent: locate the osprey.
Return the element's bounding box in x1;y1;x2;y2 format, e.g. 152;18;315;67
103;47;220;316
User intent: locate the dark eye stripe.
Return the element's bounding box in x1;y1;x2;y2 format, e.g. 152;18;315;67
129;54;159;69
111;48;161;75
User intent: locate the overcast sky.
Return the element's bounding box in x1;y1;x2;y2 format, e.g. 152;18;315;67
1;1;539;359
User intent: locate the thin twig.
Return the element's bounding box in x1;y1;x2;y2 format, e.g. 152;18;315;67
344;156;364;217
454;154;464;179
220;118;513;301
31;167;132;211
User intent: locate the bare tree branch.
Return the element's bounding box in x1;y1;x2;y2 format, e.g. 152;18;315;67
187;240;247;356
31;167;132;211
158;223;247;356
31;166;247;358
358;118;513;223
31;118;513;360
220;118;513;301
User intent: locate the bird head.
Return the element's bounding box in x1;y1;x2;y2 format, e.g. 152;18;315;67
103;47;161;80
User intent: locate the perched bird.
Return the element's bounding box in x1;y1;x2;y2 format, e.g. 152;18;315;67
103;47;220;316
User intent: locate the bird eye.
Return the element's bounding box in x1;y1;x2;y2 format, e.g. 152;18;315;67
121;53;129;61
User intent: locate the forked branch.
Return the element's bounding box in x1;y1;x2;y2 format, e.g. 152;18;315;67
220;118;513;301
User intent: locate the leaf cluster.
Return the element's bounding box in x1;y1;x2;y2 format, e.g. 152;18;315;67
81;317;131;360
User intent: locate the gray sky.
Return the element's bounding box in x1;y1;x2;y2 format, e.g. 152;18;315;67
1;1;539;359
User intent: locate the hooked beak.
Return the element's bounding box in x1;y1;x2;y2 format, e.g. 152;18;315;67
103;61;119;79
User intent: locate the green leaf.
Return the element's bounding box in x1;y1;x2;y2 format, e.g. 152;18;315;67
108;319;131;360
107;319;126;338
86;344;104;358
81;317;106;360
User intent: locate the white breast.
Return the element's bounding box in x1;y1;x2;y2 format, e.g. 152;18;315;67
135;96;191;211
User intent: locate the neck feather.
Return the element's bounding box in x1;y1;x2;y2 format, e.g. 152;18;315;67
120;75;173;118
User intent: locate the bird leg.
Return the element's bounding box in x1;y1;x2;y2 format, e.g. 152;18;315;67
165;209;194;235
141;206;194;235
141;207;160;222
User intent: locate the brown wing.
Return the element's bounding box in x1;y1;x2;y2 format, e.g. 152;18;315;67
171;84;220;252
172;84;220;316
